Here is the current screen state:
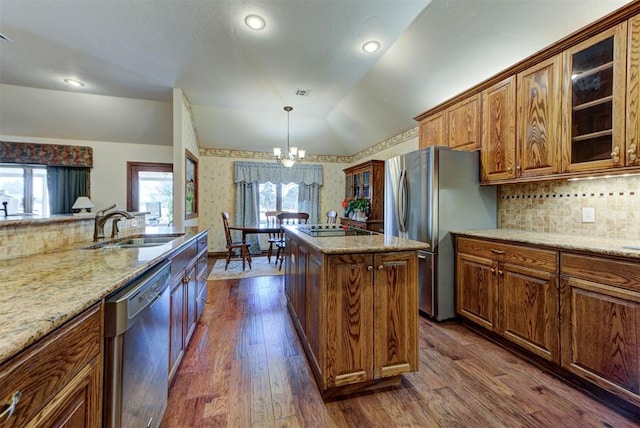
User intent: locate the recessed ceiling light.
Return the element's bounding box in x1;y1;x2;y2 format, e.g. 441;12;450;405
64;79;85;87
362;41;381;53
245;14;266;30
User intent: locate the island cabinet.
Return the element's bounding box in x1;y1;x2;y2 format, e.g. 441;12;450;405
456;237;560;363
167;231;208;384
560;253;640;409
284;232;418;398
0;303;102;427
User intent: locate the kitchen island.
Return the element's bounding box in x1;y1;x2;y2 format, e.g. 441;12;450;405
281;225;429;398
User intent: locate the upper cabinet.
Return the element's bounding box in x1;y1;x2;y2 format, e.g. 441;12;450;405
561;23;628;173
418;93;481;150
416;6;640;184
627;14;640;167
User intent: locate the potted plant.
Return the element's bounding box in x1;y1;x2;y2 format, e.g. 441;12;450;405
342;198;370;220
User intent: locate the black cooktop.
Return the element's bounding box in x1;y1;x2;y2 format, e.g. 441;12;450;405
298;224;377;237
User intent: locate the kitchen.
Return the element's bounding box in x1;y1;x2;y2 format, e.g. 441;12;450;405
2;0;640;426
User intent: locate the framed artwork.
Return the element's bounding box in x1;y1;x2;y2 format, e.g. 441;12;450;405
185;149;198;219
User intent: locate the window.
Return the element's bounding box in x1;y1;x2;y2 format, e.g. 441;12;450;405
127;162;173;226
258;181;299;223
0;165;48;215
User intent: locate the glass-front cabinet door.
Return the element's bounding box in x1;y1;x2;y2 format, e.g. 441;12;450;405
562;23;627;173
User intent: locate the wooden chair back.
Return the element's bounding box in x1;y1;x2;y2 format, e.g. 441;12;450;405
221;212;233;246
277;212;310;226
265;210;281;240
326;210;338;224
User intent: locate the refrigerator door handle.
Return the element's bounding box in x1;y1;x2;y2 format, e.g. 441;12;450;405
397;169;408;233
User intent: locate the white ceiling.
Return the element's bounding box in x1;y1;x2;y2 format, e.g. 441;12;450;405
0;0;633;156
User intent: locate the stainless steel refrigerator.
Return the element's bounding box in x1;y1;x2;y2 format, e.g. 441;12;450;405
384;146;496;321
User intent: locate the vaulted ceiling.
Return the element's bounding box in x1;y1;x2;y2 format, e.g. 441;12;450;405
0;0;633;156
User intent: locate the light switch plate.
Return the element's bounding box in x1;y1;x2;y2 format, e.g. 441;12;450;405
582;207;595;223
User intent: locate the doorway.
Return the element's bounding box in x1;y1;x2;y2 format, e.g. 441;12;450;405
127;162;173;226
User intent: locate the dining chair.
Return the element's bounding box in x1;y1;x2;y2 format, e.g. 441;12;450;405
326;210;338;224
221;212;252;270
265;210;282;264
275;212;309;270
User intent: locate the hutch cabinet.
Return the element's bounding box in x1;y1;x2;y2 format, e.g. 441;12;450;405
342;160;384;232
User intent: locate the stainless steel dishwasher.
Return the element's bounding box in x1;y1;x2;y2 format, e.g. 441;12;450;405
104;260;171;428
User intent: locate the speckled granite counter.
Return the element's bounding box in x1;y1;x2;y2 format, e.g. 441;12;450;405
452;229;640;260
0;226;208;365
283;225;429;254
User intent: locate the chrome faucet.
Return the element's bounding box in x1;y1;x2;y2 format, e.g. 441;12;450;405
93;204;134;241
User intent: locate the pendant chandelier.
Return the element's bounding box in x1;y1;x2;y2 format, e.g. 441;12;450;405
273;106;305;168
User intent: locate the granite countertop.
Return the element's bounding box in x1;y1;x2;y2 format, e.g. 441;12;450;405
0;226;208;365
283;225;430;254
452;229;640;260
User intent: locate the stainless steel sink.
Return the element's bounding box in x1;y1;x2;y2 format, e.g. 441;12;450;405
85;234;183;249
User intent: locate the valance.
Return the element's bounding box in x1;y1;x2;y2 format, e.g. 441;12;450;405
0;142;93;167
234;161;323;185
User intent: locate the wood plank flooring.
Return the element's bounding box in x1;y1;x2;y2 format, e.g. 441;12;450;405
161;274;639;427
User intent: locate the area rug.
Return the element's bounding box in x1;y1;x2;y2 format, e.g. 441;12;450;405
208;256;284;280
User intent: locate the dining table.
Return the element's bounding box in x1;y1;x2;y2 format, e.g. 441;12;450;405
228;223;282;271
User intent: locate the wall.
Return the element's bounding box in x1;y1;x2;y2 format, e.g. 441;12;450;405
172;89;200;229
499;175;640;240
0;135;172;211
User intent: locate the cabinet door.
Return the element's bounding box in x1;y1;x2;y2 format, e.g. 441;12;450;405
562;23;627;172
284;237;297;305
517;54;562;178
296;243;309;331
498;263;559;363
481;76;517;182
185;263;198;345
373;251;418;378
169;277;184;383
305;252;324;377
456;251;497;330
560;276;640;406
325;254;374;388
419;111;446;148
447;94;481;150
627;14;640;166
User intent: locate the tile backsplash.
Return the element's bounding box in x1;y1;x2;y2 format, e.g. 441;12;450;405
498;175;640;240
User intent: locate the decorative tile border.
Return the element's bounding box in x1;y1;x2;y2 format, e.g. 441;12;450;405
199;126;419;163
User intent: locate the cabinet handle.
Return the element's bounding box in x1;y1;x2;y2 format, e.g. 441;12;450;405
611;146;620;163
507;166;512;172
490;268;496;274
182;276;191;284
378;265;384;270
628;144;637;162
200;276;206;281
498;270;504;276
490;249;505;255
367;266;373;271
0;391;22;422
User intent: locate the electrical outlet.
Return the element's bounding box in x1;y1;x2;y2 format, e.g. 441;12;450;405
582;207;595;223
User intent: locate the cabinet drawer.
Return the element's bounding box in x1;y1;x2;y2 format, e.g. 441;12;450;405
457;237;558;273
197;232;208;253
169;241;197;279
561;253;640;292
0;304;102;428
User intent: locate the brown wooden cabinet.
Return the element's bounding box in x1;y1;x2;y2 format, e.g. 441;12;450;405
419;94;481;151
456;237;560;363
560;252;640;409
284;231;418;398
168;231;208;384
517;54;563;178
627;13;640;167
0;304;102;428
342;160;384;231
562;23;628;173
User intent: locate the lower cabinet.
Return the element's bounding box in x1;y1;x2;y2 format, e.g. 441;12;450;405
284;233;418;397
0;304;102;428
560;253;640;408
456;237;560;362
168;231;208;384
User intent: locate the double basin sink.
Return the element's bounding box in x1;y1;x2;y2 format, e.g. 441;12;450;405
85;233;184;249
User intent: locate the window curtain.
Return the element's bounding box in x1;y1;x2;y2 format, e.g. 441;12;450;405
234;161;323;253
47;167;90;214
234;181;261;254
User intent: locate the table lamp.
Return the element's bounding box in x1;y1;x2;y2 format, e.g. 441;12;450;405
72;196;95;213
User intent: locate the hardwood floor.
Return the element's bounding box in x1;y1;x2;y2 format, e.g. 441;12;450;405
161;274;639;427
